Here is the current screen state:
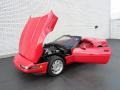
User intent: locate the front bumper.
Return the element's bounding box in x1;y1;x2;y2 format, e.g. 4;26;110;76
14;54;48;74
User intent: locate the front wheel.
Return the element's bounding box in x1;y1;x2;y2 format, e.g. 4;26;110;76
47;55;64;76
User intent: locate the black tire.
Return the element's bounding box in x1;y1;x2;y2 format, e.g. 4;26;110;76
47;55;65;76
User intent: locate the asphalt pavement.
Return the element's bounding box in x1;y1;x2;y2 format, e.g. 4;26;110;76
0;39;120;90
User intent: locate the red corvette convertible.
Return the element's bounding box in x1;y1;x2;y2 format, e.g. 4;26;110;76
14;11;111;76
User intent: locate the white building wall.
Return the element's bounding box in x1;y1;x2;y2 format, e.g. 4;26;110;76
0;0;110;56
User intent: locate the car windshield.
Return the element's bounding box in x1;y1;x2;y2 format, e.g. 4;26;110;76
53;35;81;49
54;35;72;42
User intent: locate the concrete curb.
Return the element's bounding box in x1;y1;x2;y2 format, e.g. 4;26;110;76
0;53;16;59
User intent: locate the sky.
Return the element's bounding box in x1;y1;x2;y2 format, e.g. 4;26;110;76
111;0;120;19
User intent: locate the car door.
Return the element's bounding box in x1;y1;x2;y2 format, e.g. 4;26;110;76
72;47;111;64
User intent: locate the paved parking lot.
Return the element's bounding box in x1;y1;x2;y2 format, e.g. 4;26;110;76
0;39;120;90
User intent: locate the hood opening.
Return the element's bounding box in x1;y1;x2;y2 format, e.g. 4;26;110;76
19;11;58;63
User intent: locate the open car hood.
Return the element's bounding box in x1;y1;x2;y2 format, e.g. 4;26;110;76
19;11;58;63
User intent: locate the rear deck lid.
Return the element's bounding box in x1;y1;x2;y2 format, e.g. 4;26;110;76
19;11;58;63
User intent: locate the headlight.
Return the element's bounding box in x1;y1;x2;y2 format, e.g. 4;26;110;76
20;64;42;70
20;65;29;70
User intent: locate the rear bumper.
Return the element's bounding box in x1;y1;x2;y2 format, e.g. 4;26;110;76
13;54;48;74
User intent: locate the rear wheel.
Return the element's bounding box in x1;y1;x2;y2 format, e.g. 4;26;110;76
47;55;64;76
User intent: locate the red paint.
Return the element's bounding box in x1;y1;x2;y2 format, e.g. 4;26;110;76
14;11;111;75
14;54;48;74
65;38;111;64
14;11;58;74
19;11;58;63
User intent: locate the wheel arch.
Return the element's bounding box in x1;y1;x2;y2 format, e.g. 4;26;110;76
46;54;66;65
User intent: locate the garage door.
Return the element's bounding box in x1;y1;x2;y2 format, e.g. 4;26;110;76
111;19;120;39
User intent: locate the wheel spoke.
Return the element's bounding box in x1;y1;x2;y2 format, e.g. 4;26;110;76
51;59;63;75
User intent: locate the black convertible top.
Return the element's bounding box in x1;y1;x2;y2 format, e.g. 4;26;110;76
53;35;81;50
